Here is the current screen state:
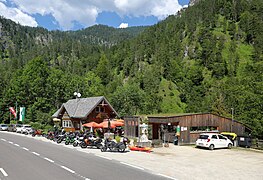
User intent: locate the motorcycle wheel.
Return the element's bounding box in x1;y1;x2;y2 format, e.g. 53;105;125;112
80;142;87;148
73;142;78;147
96;144;102;149
32;134;35;137
118;145;126;152
65;141;69;145
57;139;62;144
100;146;107;152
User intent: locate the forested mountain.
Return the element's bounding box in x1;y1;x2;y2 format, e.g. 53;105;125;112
0;0;262;137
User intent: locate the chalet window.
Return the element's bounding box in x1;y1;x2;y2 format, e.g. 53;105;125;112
62;120;72;128
95;106;105;113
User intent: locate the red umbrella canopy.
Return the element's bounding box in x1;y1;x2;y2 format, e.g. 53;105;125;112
82;122;101;128
111;121;124;127
98;121;116;129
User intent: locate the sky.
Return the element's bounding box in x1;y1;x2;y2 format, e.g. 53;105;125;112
0;0;190;31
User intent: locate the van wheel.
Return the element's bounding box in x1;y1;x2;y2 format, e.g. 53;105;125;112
209;144;214;150
228;143;232;149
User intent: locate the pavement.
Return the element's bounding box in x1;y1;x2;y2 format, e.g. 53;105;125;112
3;131;263;180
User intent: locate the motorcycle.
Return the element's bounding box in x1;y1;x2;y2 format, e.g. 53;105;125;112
32;129;43;137
80;134;103;149
100;137;129;152
72;136;84;147
64;133;76;145
56;134;66;144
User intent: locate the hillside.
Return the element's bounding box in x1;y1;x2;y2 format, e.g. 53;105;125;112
0;0;262;137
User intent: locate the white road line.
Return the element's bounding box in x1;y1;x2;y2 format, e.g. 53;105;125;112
1;138;6;141
8;141;13;144
0;168;8;177
95;154;112;160
157;173;177;180
14;144;20;147
32;152;40;156
44;157;54;163
22;147;29;151
120;162;144;170
60;166;75;174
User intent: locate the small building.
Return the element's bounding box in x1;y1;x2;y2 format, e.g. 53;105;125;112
124;113;251;145
52;96;118;132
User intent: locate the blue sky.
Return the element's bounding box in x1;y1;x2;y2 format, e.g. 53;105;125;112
0;0;190;31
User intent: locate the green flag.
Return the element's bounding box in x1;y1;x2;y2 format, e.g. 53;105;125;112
19;107;25;122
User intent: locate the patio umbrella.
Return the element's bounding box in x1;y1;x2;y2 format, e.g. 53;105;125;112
111;121;124;127
115;119;124;123
82;122;101;128
98;121;116;129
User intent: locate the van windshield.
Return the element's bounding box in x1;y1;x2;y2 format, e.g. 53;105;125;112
199;135;209;139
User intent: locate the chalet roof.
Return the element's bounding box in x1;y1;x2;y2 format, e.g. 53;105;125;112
52;96;118;118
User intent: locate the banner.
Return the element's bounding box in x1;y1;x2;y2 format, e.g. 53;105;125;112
19;107;26;122
9;107;17;118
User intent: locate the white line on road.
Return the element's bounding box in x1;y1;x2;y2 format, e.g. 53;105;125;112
22;147;29;151
8;141;13;144
120;162;144;171
157;173;177;180
32;152;40;156
1;138;6;141
44;157;54;163
95;154;112;160
60;166;75;174
0;168;8;177
14;143;20;147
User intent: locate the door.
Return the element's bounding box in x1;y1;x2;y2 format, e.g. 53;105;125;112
211;134;219;148
218;134;228;148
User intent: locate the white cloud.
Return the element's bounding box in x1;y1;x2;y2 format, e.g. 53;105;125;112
0;2;38;27
4;0;182;30
118;23;128;28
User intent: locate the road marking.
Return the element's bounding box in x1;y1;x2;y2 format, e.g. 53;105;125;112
44;157;54;163
14;143;20;147
61;166;75;174
95;154;112;160
1;138;6;141
22;147;29;151
32;152;40;156
120;162;144;170
157;173;177;180
0;168;8;177
8;141;13;144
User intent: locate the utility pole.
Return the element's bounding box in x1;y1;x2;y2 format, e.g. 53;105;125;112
231;108;234;132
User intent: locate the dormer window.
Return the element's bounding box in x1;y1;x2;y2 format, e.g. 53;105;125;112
95;106;105;113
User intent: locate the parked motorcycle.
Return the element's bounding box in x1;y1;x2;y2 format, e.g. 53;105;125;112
100;137;129;152
31;129;43;137
64;133;76;145
72;136;84;147
80;134;103;149
56;134;66;144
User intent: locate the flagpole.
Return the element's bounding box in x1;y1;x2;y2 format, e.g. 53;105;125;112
15;101;18;121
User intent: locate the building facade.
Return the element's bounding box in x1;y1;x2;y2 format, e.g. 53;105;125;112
52;96;118;132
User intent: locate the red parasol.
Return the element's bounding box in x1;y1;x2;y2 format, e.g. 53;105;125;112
98;121;116;129
82;122;101;128
111;121;124;127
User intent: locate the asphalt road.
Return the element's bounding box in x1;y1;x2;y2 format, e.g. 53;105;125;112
0;132;169;180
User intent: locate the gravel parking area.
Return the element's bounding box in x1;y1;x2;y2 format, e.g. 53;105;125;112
3;132;263;180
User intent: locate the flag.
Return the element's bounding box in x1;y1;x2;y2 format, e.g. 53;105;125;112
9;107;17;118
19;107;26;122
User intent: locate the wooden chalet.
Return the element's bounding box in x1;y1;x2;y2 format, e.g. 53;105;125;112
124;113;251;145
52;96;118;132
